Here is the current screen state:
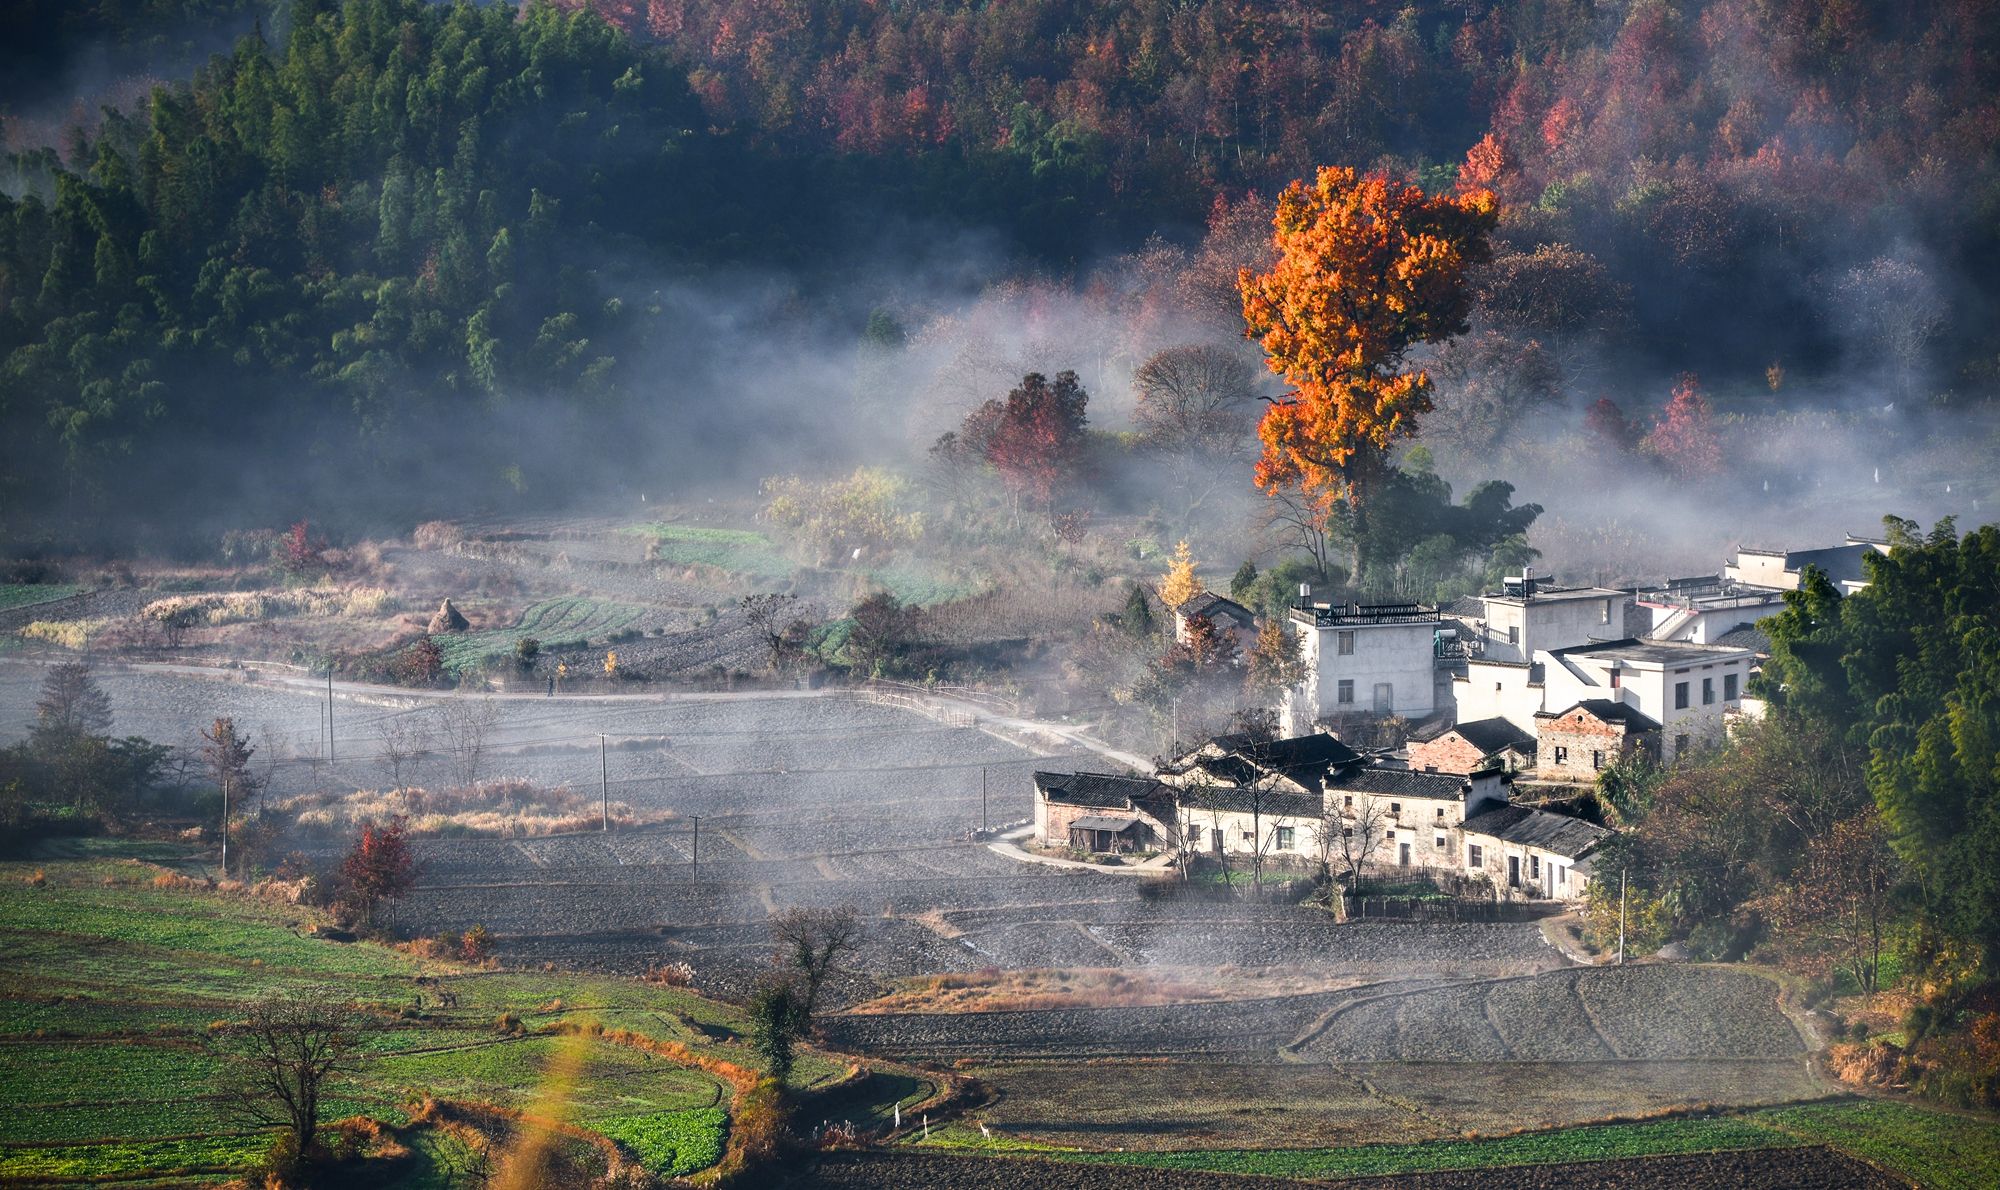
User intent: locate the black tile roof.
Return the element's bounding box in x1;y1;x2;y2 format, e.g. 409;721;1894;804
1451;717;1537;755
1179;786;1324;818
1180;590;1257;626
1712;623;1773;655
1034;771;1174;809
1461;804;1613;858
1536;699;1662;732
1328;766;1469;800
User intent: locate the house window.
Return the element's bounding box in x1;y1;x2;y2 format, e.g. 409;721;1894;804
1434;833;1446;850
1435;806;1445;817
1601;601;1612;624
1506;625;1519;645
1274;826;1295;850
1591;750;1604;770
1241;830;1254;842
1530;855;1541;878
1554;745;1569;765
1558;866;1567;888
1674;681;1690;710
1343;794;1353;809
1702;677;1715;705
1337;630;1355;655
1343;827;1354;838
1337;679;1355;704
1468;844;1484;868
1725;672;1739;700
1390;803;1401;816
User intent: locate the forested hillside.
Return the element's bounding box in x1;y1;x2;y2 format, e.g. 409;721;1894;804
2;0;1998;542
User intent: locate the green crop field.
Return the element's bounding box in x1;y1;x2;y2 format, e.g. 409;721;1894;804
0;582;83;612
0;846;769;1185
434;596;648;673
625;522;795;582
916;1100;2000;1188
596;1107;729;1177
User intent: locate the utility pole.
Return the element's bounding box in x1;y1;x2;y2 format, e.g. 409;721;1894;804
690;815;701;884
220;772;230;878
326;664;335;763
981;765;988;833
1617;866;1628;966
599;734;609;832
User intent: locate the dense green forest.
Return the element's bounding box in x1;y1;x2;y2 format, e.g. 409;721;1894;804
2;0;1998;543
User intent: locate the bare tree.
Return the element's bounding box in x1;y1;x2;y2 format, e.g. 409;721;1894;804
378;713;432;793
32;661;112;744
739;593;801;672
770;906;861;1025
1133;343;1256;522
1831;255;1946;400
212;988;363;1168
1329;793;1391;891
202;718;258;877
1133;344;1256;453
433;697;499;789
1259;486;1340;582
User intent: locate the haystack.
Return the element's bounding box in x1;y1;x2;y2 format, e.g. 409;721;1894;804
428;598;470;634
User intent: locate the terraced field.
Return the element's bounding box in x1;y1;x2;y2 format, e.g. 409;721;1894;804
434;595;650;673
0;853;897;1186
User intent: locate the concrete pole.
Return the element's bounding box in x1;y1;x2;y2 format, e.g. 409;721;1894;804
1618;867;1628;966
690;815;701;884
600;734;609;832
326;665;334;764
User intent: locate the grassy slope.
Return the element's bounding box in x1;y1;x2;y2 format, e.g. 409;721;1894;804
915;1100;2000;1188
0;583;84;612
0;849;826;1183
434;595;648;673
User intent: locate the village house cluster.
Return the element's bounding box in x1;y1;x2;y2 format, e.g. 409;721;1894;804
1036;537;1888;903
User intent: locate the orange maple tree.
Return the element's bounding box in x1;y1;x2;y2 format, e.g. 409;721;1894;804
1238;167;1497;518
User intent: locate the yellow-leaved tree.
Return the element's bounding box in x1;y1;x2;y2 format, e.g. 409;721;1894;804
1238;167;1497;570
1159;539;1204;610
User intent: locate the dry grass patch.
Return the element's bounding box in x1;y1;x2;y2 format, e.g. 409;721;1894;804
274;780;679;839
846;967;1343;1014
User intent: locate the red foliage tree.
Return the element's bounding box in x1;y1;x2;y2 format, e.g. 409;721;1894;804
1641;373;1722;477
279;520;324;574
393;638;446;688
338;817;417;926
954;371;1090;509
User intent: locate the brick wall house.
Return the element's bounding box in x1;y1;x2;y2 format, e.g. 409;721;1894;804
1534;700;1660;781
1407;716;1537;775
1034;771;1180;853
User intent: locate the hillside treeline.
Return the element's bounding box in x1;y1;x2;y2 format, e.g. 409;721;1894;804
588;0;2000;371
3;0;1999;542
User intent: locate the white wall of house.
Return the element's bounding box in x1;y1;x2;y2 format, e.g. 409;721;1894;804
1284;618;1438;733
1450;660;1545;734
1474;589;1623;663
1723;550;1794;590
1636;596;1785;643
1463;833;1587;902
1538;644;1754;763
1181;805;1319;864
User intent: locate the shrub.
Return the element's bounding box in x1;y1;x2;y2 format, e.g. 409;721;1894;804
413;521;463;550
460;924;494;963
644;961;696;987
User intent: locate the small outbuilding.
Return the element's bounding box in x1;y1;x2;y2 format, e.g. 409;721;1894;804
1033;771;1179;854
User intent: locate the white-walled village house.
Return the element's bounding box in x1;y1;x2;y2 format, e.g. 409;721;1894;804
1281;598;1445;736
